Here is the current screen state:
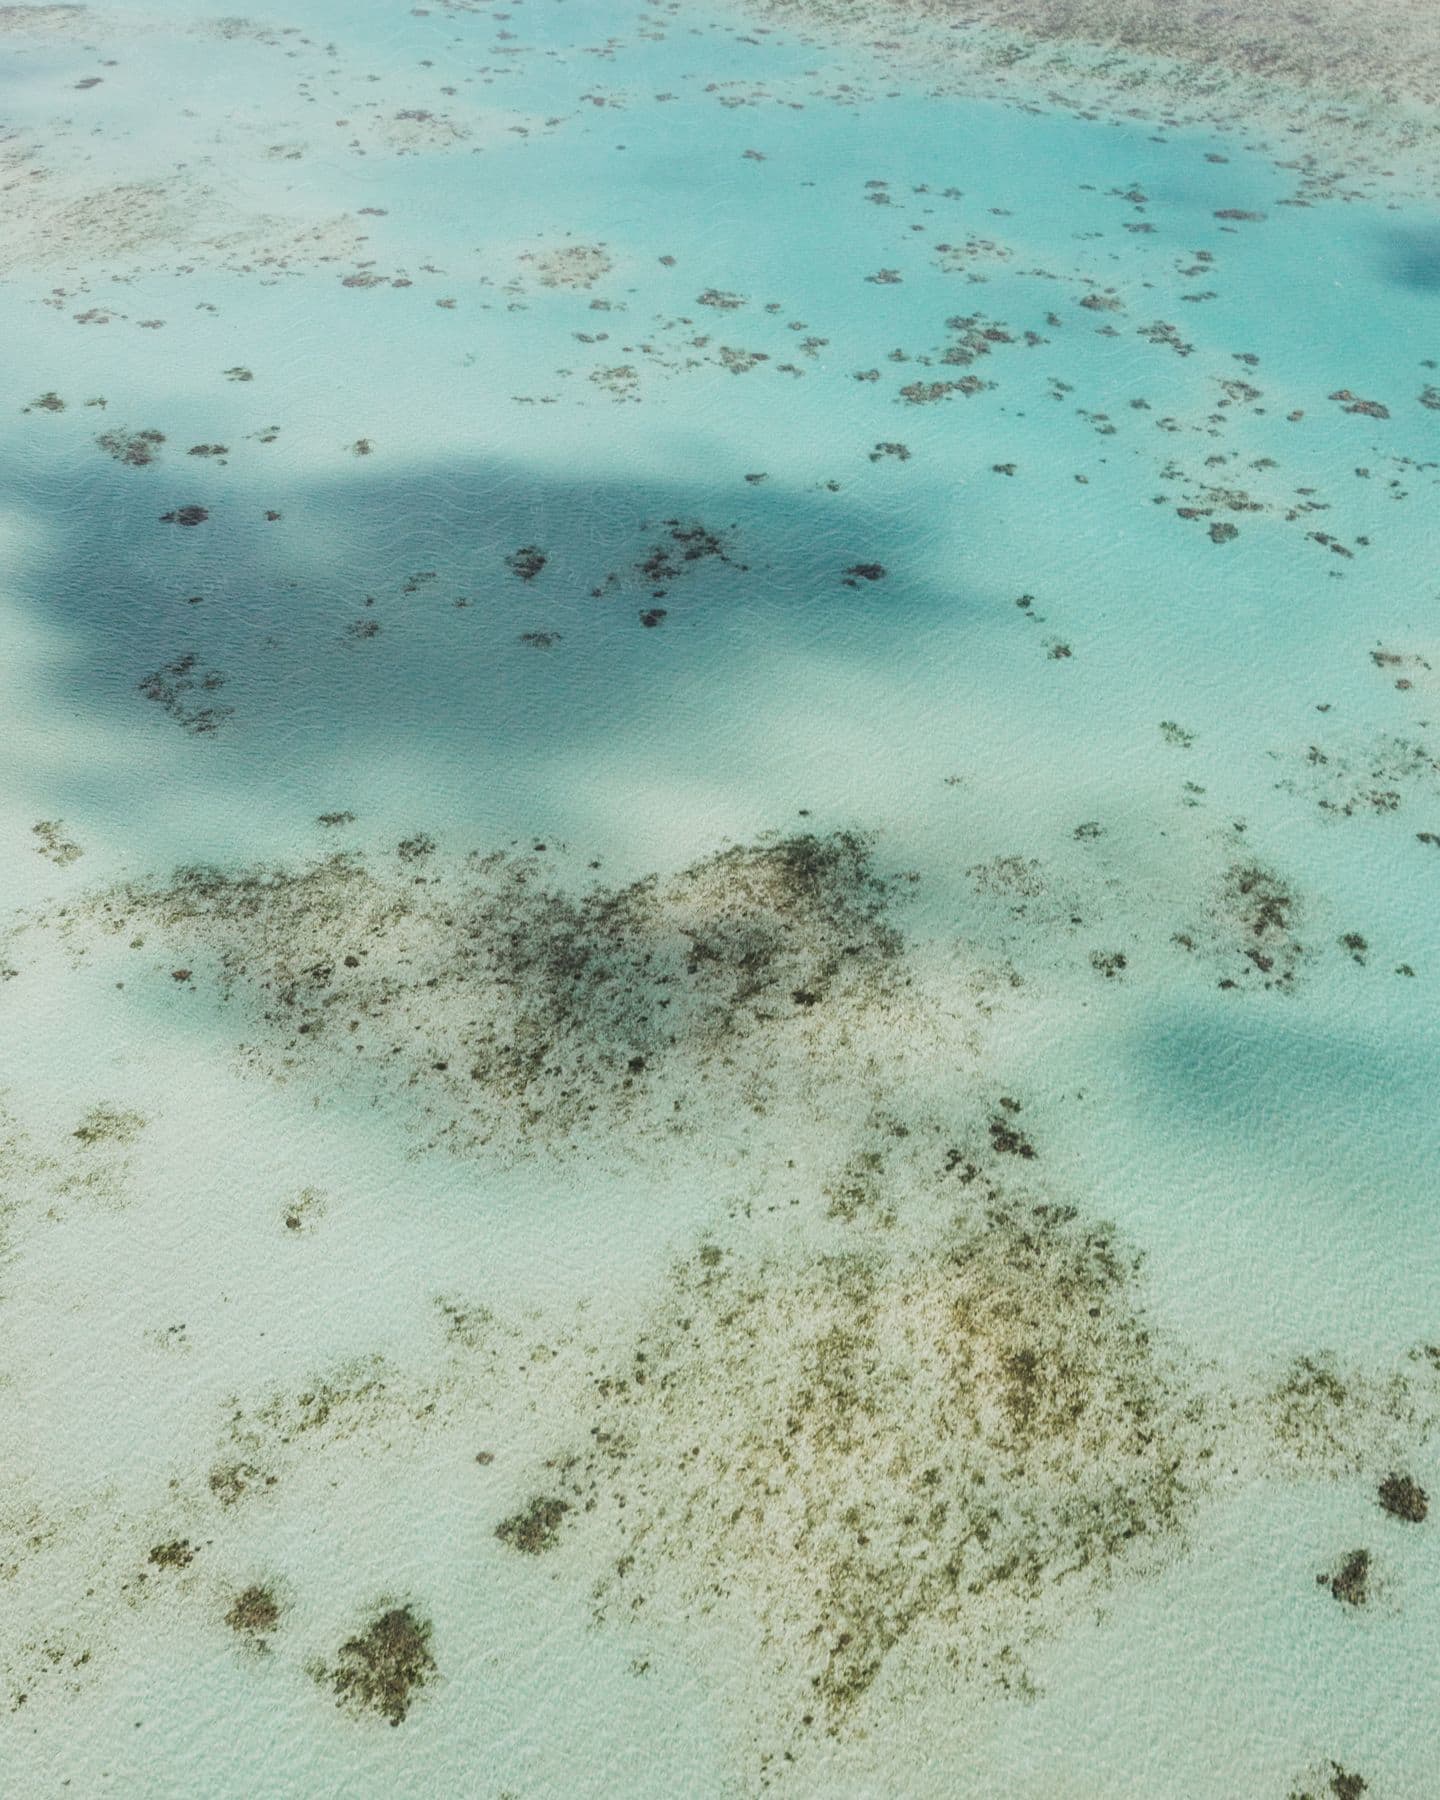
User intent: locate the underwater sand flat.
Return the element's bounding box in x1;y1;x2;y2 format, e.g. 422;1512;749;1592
2;0;1439;1794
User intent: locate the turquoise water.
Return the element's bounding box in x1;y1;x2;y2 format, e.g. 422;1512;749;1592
2;1;1439;1793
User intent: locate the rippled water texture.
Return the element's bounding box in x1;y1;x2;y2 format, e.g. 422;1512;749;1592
2;0;1438;1793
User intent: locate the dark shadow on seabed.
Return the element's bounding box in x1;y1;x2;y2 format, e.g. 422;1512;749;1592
7;427;1440;1281
1124;1002;1440;1230
1376;220;1440;292
8;419;1440;1202
2;434;1017;864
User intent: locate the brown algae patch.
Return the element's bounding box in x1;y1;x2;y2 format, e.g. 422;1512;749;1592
207;1461;267;1510
147;1538;197;1571
13;1140;1440;1760
281;1187;326;1235
1290;1766;1370;1800
320;1604;435;1726
42;831;905;1158
1378;1472;1428;1522
1169;859;1306;991
1318;1547;1371;1608
523;243;612;290
526;1171;1220;1738
476;1138;1440;1756
225;1584;281;1646
31;821;83;867
199;1344;493;1520
0;1100;144;1234
14;827;1440;1759
225;1358;396;1457
1263;1348;1440;1475
96;426;164;467
71;1104;144;1147
495;1495;571;1555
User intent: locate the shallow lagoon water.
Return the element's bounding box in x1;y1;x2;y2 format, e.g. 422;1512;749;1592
2;0;1439;1793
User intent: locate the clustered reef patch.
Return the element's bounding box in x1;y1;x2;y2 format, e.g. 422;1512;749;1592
1213;860;1305;990
1378;1472;1428;1522
48;830;905;1159
1163;857;1308;992
759;0;1440;173
1318;1548;1370;1608
1282;729;1440;823
31;820;83;867
225;1585;280;1643
11;821;1435;1771
96;425;164;467
147;1539;196;1570
136;653;231;736
0;1098;145;1238
319;1605;435;1726
494;1495;571;1555
5;0;1440;1777
1290;1767;1369;1800
509;1140;1219;1740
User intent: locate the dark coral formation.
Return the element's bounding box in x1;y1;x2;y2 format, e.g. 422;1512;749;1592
1291;1768;1369;1800
323;1605;435;1726
148;1539;196;1570
1187;861;1306;990
495;1496;571;1555
96;426;164;467
1378;1472;1428;1522
506;545;547;582
137;654;232;736
225;1585;281;1641
1319;1548;1370;1607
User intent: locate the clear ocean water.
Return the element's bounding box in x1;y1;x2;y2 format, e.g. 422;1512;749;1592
2;1;1438;1793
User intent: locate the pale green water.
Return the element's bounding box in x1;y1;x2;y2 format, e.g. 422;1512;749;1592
2;1;1438;1794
